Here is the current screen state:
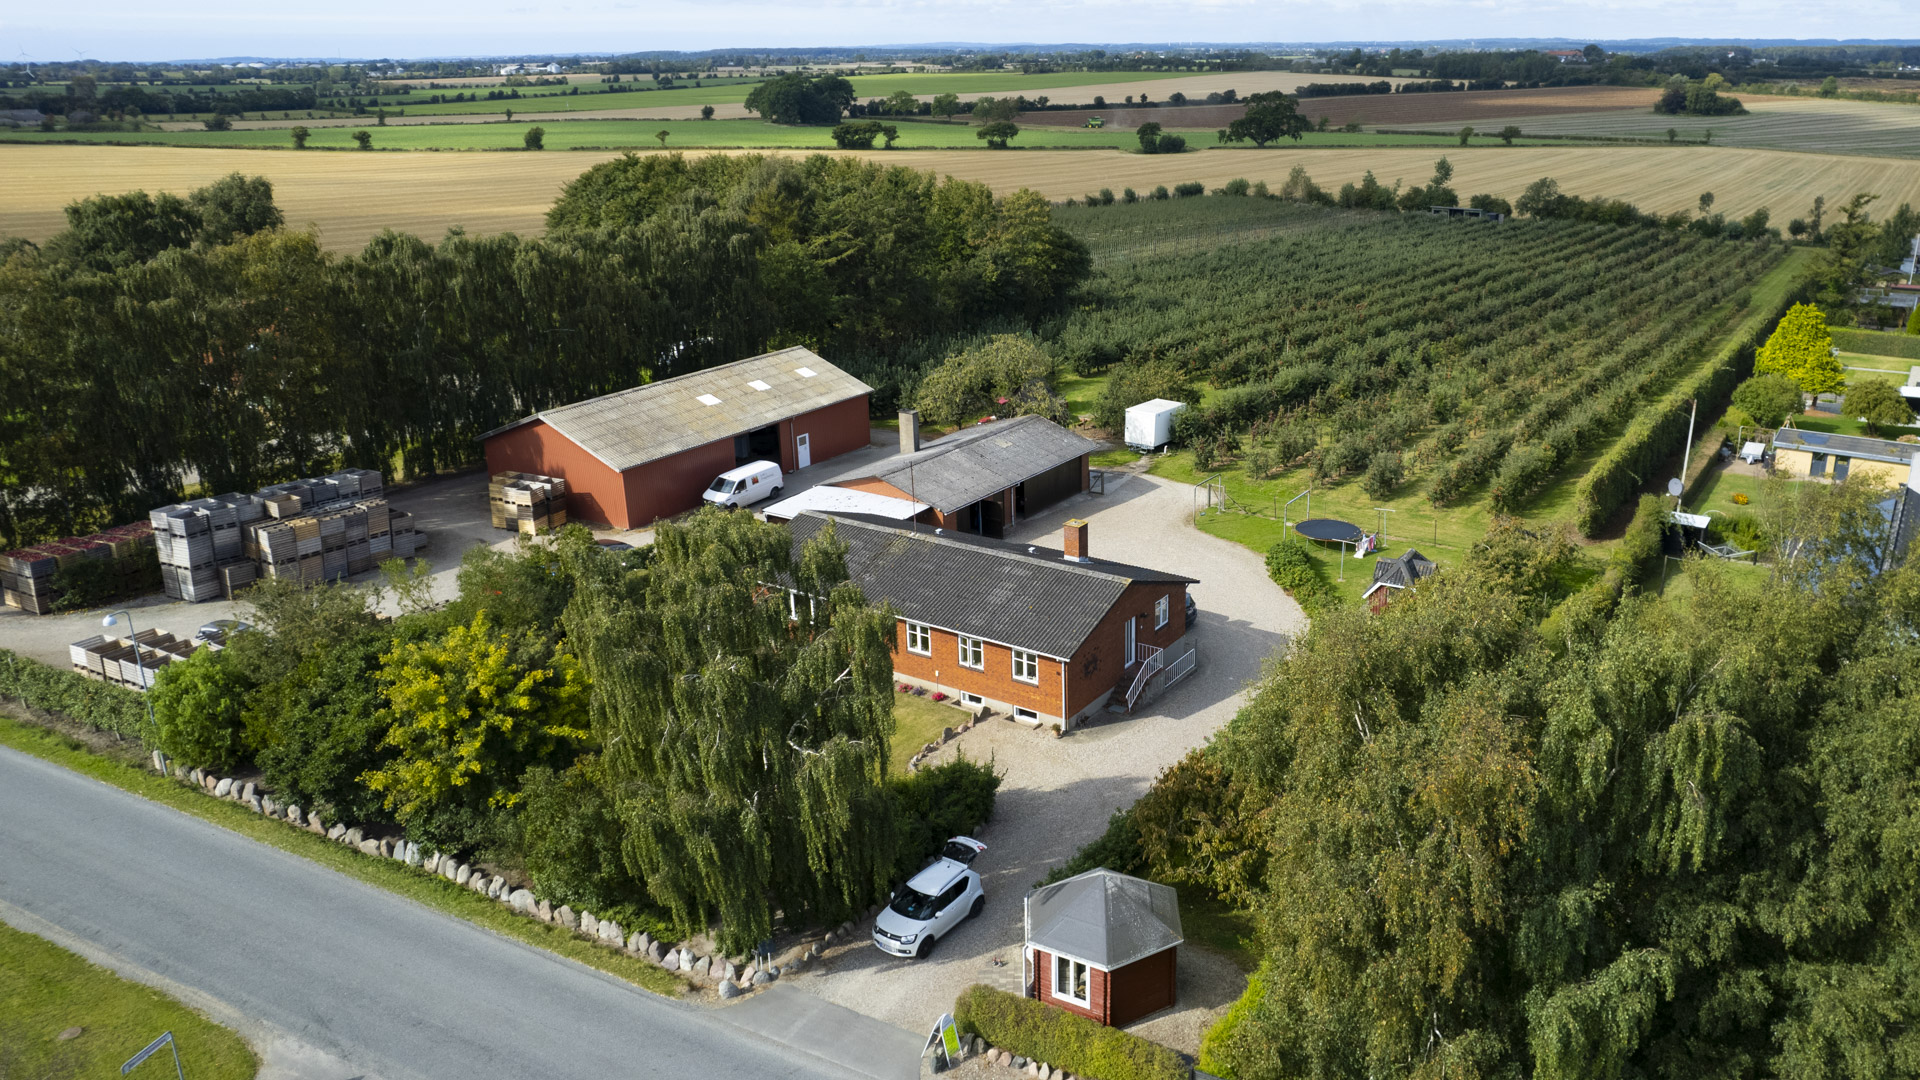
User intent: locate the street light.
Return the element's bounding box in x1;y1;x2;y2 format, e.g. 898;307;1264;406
102;610;159;740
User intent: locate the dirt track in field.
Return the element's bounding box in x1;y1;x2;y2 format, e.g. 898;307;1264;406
6;143;1917;252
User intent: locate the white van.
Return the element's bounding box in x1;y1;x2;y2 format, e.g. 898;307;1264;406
702;460;783;509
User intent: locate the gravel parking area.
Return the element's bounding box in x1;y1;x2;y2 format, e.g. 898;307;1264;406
787;468;1304;1050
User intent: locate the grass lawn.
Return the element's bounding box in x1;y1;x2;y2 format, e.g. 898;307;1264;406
1177;887;1259;971
893;690;970;776
1055;371;1112;422
0;714;686;997
1840;351;1916;376
1091;448;1143;467
0;920;257;1080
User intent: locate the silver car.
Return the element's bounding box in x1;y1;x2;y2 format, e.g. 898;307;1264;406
872;837;986;959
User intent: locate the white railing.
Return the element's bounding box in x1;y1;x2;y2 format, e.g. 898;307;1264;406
1162;646;1197;690
1124;645;1165;713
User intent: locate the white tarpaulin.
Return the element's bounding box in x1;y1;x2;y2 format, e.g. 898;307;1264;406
1741;441;1767;463
760;486;927;522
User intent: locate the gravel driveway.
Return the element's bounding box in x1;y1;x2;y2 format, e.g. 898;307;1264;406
785;467;1304;1050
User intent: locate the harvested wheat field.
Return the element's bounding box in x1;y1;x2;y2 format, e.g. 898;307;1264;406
5;144;1917;252
159;102;759;131
913;70;1418;106
1027;85;1663;130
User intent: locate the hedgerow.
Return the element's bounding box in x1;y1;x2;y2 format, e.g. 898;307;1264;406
0;648;150;740
953;984;1186;1080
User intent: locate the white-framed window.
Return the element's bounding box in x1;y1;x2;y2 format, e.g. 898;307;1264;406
1053;954;1090;1006
958;636;985;670
1155;595;1170;629
1014;707;1038;721
906;621;932;656
1011;649;1039;685
962;692;984;706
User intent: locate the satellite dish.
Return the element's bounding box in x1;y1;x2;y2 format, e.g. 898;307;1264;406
1667;478;1683;497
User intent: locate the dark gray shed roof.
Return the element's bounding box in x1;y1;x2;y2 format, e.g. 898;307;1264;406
1773;427;1920;467
482;347;869;472
786;512;1194;660
824;415;1101;513
1370;548;1437;590
1026;868;1182;971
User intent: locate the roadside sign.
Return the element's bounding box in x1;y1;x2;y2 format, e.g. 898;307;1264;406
923;1012;963;1070
121;1030;184;1078
941;1015;962;1059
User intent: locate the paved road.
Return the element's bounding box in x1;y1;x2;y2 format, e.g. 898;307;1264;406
0;746;884;1080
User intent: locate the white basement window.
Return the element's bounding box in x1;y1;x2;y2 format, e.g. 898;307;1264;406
1011;649;1039;684
696;393;722;406
958;636;985;670
748;380;771;391
795;366;817;378
906;621;932;656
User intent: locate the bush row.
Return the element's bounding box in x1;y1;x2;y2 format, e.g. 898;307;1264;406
0;648;150;740
954;985;1188;1080
1540;493;1668;649
1570;281;1805;536
1832;327;1920;362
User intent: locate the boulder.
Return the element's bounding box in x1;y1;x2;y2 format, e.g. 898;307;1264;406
691;956;711;979
635;931;653;953
626;931;644;952
752;969;775;986
487;877;504;900
261;796;278;817
423;852;440;874
327;823;347;842
189;768;203;785
286;804;302;826
600;919;621;944
357;839;380;856
678;947;694;971
719;960;738;983
536;899;553;923
717;979;742;1000
998;1050;1013;1067
151;750;166;773
645;941;667;965
376;838;392;858
405;842;423;867
453;863;471;885
1040;1066;1053;1080
1013;1056;1028;1069
510;889;536;914
172;764;186;780
245;795;263;814
213;777;234;798
341;827;364;847
555;905;576;930
578;911;596;936
307;815;325;836
240;781;256;802
941;726;954;741
441;859;458;880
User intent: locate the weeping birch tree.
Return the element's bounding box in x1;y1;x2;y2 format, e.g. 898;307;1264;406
564;509;897;951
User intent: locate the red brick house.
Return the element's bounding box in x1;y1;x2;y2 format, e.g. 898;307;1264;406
784;512;1195;730
1025;869;1182;1027
480;347;871;530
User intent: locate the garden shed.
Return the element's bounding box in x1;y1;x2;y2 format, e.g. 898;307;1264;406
1024;868;1182;1027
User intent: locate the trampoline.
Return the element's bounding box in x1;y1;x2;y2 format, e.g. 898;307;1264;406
1295;518;1363;544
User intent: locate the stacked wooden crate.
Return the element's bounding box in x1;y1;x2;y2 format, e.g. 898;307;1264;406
1;522;157;614
70;628;197;692
488;472;569;535
151;469;395;600
151;503;221;602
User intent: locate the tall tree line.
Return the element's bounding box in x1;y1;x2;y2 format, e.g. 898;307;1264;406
0;155;1089;546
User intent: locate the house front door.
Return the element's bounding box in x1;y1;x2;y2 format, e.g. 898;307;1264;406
796;432;812;470
1124;617;1137;666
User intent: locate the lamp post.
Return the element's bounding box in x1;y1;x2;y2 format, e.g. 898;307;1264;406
102;610;159;740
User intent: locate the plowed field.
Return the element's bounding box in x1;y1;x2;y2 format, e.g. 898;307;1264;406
1025;86;1662;130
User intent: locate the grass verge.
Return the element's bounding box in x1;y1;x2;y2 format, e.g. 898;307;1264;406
0;714;685;998
0;919;258;1080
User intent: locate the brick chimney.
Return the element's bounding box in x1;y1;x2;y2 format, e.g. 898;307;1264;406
899;409;921;455
1063;519;1089;562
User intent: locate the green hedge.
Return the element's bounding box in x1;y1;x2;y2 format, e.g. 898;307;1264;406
892;753;1001;881
953;984;1187;1080
1198;969;1265;1079
1570;287;1802;537
1833;327;1920;362
0;649;151;741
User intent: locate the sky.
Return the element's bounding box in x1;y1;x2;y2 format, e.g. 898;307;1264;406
4;0;1912;63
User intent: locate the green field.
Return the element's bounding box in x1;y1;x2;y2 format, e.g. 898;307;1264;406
0;919;257;1080
0;121;1507;153
893;691;970;775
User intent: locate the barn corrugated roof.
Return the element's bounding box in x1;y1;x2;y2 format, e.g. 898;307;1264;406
481;347;870;473
1026;868;1182;971
824;415;1102;512
786;511;1194;660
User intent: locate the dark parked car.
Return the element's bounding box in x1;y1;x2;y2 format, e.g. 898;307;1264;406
1184;592;1197;629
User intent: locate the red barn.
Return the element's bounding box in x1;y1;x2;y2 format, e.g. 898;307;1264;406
1024;869;1183;1027
480;348;871;530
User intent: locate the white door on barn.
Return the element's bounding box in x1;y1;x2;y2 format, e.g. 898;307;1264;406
796;432;812;470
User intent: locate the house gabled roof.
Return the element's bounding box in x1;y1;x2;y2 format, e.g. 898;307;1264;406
1026;868;1182;971
480;347;870;473
786;511;1194;660
1772;427;1920;467
824;415;1101;513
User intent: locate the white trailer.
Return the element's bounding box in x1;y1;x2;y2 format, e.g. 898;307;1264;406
1124;398;1186;451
